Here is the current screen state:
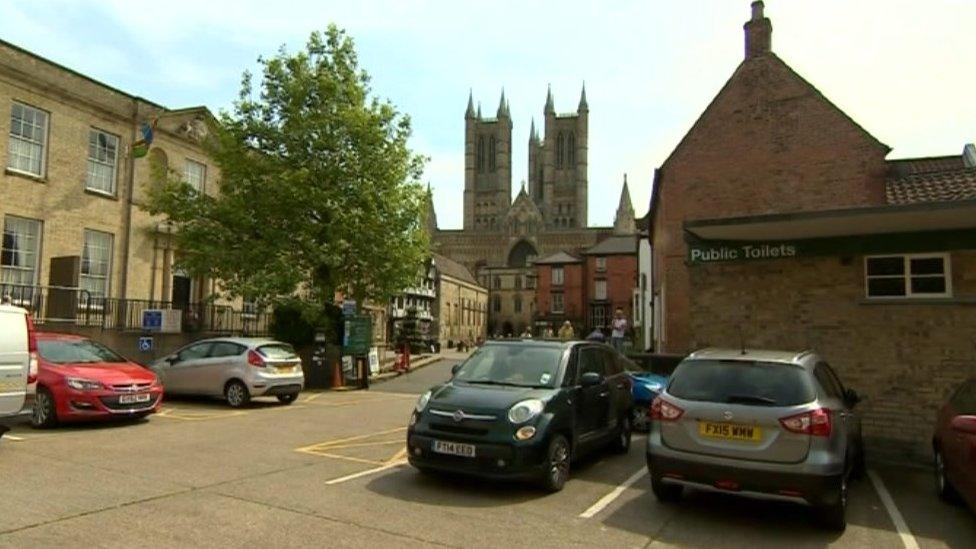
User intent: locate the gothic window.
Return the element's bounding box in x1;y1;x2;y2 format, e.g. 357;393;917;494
568;133;576;165
556;132;564;167
514;296;522;313
515;276;522;290
489;136;496;171
477;136;485;172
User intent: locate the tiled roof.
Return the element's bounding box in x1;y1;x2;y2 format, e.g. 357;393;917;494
535;251;582;265
432;253;477;285
886;156;966;178
885;167;976;205
584;235;637;256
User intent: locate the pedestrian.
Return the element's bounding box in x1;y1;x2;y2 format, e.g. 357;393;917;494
520;327;532;339
611;308;628;353
558;320;575;342
586;327;605;342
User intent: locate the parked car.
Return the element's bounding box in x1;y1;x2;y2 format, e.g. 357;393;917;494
627;368;667;432
407;339;634;492
0;304;37;437
646;348;865;530
150;338;303;408
933;377;976;513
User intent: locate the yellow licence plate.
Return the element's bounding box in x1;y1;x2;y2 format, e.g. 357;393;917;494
276;366;296;373
698;421;762;442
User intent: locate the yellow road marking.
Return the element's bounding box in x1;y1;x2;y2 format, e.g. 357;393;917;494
385;447;408;465
296;452;388;466
294;427;406;453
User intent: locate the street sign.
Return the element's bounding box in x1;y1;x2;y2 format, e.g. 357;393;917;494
138;336;154;353
342;300;357;316
342;315;372;356
142;310;163;332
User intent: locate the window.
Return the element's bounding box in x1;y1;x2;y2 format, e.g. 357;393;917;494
81;229;113;298
556;132;564;167
242;297;259;317
551;292;564;314
551;267;564;286
601;347;622;375
492;294;501;312
567;132;576;165
669;360;816;406
514;276;522;290
592;304;607;328
514;296;522;313
526;276;535;289
1;216;42;286
493;276;501;289
477;136;485;172
814;363;843;399
865;254;951;298
86;129;119;194
177;342;213;362
185;159;207;194
209;342;246;358
578;347;605;378
594;279;607;300
489;136;496;171
8;103;48;176
595;257;606;272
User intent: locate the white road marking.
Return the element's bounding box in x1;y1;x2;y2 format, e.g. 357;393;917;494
867;469;920;549
325;460;408;485
579;467;649;518
3;434;25;441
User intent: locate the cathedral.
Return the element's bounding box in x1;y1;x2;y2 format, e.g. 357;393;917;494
428;86;636;336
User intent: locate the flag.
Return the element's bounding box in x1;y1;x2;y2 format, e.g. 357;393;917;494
132;118;158;159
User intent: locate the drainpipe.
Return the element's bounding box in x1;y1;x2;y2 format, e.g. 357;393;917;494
118;98;139;300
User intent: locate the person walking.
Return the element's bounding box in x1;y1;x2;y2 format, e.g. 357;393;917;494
611;308;628;353
558;320;575;342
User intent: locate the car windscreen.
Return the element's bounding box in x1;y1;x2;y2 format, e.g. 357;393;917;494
454;344;562;388
256;343;299;360
667;359;815;406
37;339;128;364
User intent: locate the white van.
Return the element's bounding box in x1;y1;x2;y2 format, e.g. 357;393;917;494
0;305;36;431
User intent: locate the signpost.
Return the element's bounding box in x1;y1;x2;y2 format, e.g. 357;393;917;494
342;315;373;389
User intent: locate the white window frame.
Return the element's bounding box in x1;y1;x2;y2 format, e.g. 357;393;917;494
1;215;43;290
551;267;564;286
595;257;607;272
86;128;120;195
7;102;49;177
80;229;114;300
185;159;207;194
551;292;564;314
864;253;952;299
594;279;607;301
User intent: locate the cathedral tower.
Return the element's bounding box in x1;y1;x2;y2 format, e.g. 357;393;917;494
537;85;588;229
463;90;513;231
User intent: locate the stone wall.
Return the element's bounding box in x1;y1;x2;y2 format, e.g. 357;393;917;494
437;274;488;345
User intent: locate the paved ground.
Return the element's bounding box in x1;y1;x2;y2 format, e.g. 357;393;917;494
1;359;973;548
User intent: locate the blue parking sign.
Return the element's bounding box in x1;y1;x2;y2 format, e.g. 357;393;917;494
138;336;154;353
142;310;163;331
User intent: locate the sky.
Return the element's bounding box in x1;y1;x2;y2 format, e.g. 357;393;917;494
3;1;974;229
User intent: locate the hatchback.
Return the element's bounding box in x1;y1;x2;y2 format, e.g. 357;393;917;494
646;348;864;530
32;332;163;427
150;338;303;407
408;340;633;491
933;377;976;513
0;305;37;429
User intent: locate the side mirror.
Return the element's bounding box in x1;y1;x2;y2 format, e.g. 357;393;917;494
166;355;178;365
843;388;861;407
580;372;603;387
950;415;976;436
451;363;462;375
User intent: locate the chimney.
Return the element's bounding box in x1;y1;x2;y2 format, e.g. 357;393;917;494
964;143;976;168
744;1;772;59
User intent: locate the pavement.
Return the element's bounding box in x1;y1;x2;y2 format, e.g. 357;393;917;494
0;358;973;548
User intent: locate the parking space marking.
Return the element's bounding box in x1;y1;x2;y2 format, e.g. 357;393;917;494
868;469;920;549
325;448;409;485
579;466;648;518
296;427;409;483
2;434;25;441
155;407;248;421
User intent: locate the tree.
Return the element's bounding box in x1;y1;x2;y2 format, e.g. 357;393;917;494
145;26;429;323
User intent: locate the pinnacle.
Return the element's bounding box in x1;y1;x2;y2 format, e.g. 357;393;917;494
578;82;588;112
466;89;475;118
545;84;554;113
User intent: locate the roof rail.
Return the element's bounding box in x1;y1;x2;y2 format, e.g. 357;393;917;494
793;349;815;362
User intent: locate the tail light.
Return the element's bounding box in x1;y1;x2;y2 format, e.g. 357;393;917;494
247;349;266;368
26;314;38;384
779;408;832;437
650;396;684;421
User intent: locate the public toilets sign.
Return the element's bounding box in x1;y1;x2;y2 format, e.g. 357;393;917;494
689;242;798;264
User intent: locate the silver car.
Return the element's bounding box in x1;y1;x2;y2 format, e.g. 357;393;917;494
646;348;864;530
151;338;304;407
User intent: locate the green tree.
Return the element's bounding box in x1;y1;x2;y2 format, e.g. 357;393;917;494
145;26;429;322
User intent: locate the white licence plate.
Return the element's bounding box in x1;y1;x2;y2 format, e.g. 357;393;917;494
432;440;476;458
119;393;151;404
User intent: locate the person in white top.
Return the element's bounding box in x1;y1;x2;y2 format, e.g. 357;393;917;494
610;308;628;353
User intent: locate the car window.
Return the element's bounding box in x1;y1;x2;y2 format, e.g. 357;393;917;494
814;363;843;399
601;348;623;376
668;359;816;406
257;343;299;360
579;347;605;378
178;342;213;362
562;349;580;387
453;344;562;388
37;339;127;364
209;342;245;359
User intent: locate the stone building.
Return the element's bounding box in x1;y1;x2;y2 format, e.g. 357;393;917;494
432;253;488;347
648;1;976;462
432;88;635;335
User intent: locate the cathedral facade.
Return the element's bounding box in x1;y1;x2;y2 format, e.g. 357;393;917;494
429;87;634;336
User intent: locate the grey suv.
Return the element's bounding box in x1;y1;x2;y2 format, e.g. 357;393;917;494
646;348;864;530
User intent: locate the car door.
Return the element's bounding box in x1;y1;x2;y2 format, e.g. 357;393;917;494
815;362;854;456
164;342;214;394
575;345;611;443
203;342;246;393
0;307;29;416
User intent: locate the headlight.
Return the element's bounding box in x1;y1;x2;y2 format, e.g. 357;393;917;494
415;390;432;413
507;399;544;424
66;378;102;391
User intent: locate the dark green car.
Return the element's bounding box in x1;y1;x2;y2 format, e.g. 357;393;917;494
407;340;634;491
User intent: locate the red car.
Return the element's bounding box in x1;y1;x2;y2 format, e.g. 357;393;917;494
934;377;976;512
31;332;163;428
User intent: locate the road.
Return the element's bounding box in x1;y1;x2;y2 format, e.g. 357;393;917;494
0;358;973;548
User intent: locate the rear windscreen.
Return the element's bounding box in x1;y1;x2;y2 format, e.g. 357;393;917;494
257;344;298;360
668;359;815;406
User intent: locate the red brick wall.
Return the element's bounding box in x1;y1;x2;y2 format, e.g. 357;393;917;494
586;255;637;323
652;54;890;353
534;263;585;325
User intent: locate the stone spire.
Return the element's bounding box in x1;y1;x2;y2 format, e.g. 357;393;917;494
544;84;554;114
744;0;772;59
424;182;438;235
578;82;588;113
613;174;636;235
476;101;482;119
465;89;475;119
529;118;537;141
497;88;509;118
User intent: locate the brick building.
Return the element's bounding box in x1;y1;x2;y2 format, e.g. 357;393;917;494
648;1;976;462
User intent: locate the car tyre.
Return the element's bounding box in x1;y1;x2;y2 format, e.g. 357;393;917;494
224;380;251;408
611;414;632;454
935;448;960;503
650;473;683;503
31;387;58;429
276;393;299;405
816;474;848;531
539;434;571;493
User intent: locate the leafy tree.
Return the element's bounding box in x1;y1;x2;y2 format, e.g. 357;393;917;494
145;26;429;323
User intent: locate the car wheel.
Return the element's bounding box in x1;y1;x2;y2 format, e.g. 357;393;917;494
632;404;651;432
816;474;848;531
851;444;867;480
612;414;632;454
935;448;960;503
650;473;683;503
540;435;571;492
224;380;251;408
276;393;298;405
31;387;58;429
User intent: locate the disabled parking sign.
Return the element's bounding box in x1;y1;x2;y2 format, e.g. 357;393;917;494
138;336;154;353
